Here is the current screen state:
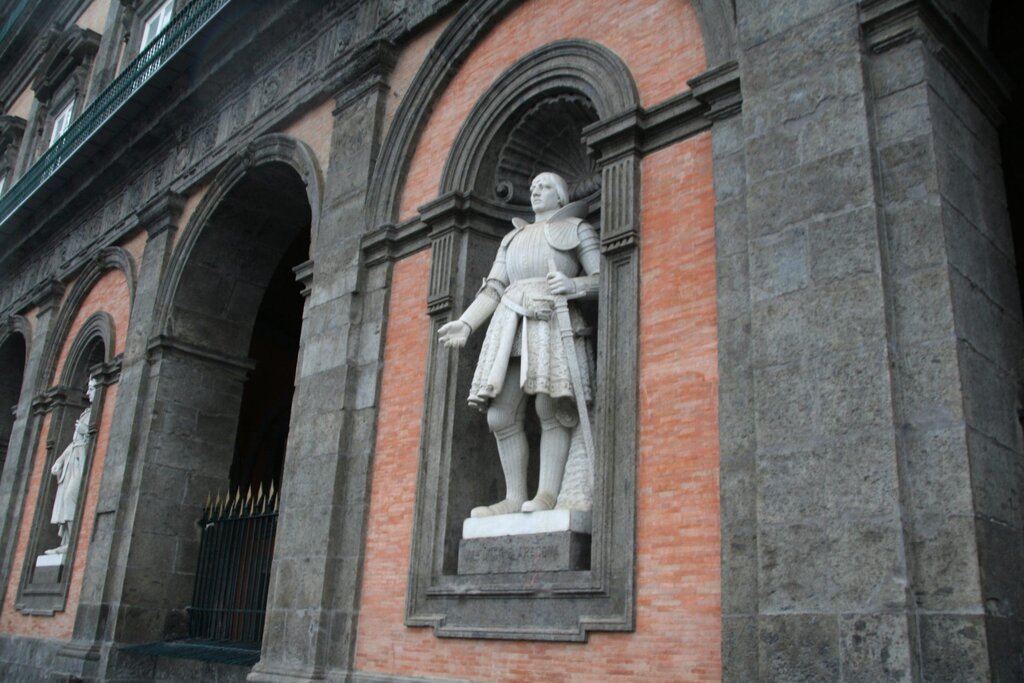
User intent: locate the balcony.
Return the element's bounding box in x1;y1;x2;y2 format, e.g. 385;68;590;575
0;0;233;247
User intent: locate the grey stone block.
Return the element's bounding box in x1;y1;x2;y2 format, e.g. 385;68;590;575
966;429;1022;528
758;613;841;682
458;531;590;574
753;362;815;452
720;523;757;614
910;514;983;611
878;136;939;204
959;343;1018;450
811;345;892;435
759;523;833;612
892;267;954;345
883;201;945;274
918;614;991;682
746;148;874;237
896;339;964;425
722;615;757;682
869;42;927;97
823;431;900;520
756;450;828;524
830;521;907;611
807;206;880;286
901;425;973;518
750;225;809;302
839;614;913;683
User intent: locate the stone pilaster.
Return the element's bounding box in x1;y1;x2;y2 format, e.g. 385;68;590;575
0;281;64;609
53;191;184;680
248;42;395;683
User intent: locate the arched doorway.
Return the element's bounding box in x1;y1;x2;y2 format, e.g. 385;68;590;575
0;329;27;472
122;139;318;657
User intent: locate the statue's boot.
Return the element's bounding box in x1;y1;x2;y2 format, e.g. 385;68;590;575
522;420;569;513
471;425;528;517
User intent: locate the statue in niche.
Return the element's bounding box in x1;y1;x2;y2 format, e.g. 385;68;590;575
44;377;96;555
439;172;598;517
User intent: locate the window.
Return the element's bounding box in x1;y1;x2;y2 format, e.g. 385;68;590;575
140;0;174;50
48;101;74;148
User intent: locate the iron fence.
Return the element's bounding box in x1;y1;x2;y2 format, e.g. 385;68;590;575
187;483;278;646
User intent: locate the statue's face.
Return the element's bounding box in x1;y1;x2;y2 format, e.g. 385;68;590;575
530;176;562;214
86;379;97;403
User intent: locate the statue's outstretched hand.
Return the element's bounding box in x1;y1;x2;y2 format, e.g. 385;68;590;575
438;320;471;349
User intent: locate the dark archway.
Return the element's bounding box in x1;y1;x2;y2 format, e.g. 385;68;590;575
990;0;1024;317
122;140;316;648
0;327;28;472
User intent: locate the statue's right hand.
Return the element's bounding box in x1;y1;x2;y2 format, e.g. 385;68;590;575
438;320;471;349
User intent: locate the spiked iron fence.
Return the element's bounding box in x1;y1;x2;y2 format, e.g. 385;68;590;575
187;483;278;646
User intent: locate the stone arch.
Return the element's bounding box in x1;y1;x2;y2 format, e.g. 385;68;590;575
440;39;638;205
365;0;734;228
38;248;133;389
156;133;323;338
119;133;317;646
56;311;114;388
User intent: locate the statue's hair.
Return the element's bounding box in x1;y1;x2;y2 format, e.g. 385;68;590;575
531;172;569;207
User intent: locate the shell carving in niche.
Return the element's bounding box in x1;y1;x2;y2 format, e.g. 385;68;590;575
494;94;600;206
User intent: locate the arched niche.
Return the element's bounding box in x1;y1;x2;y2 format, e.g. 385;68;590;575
404;38;643;641
17;312;114;615
123;134;319;645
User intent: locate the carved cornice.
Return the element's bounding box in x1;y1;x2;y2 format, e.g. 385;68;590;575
136;190;185;238
146;334;254;381
584;62;741;162
90;355;123;386
859;0;1011;123
32;27;102;103
28;279;65;315
31;385;71;415
0;115;26;151
360;218;431;267
292;259;314;297
325;37;397;113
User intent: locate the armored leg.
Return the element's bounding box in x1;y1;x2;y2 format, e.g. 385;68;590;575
472;362;528;518
521;393;570;513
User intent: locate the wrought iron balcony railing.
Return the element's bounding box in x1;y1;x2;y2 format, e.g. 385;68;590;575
0;0;231;229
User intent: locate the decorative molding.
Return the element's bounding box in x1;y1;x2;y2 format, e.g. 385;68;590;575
28;279;66;315
31;27;102;103
859;0;1011;123
31;386;71;416
417;192;513;316
359;217;431;268
136;189;185;238
325;37;397;112
146;334;254;381
582;61;741;163
292;259;314;298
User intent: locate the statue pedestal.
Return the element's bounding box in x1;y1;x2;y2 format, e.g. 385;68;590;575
34;552;66;584
458;510;591;574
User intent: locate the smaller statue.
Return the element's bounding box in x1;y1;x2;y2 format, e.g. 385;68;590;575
44;377;96;556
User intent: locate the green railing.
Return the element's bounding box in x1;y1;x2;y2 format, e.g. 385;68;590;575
0;0;231;228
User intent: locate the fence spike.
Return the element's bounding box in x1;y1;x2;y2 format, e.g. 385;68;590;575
268;481;275;501
256;482;264;503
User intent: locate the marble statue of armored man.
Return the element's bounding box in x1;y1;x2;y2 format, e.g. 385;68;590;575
439;172;599;517
45;377;95;555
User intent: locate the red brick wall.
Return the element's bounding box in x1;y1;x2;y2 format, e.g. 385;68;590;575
0;269;130;639
397;0;706;219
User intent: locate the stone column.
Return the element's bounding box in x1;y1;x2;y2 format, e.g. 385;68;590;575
860;1;1022;679
248;41;395;683
724;0;916;679
0;281;64;608
51;191;184;680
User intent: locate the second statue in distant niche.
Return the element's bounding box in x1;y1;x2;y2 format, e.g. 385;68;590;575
439;172;599;517
45;376;96;555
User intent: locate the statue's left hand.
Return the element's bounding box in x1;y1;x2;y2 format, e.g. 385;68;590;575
546;268;575;296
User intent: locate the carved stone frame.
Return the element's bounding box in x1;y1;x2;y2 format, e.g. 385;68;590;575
402;39;643;642
15;313;119;615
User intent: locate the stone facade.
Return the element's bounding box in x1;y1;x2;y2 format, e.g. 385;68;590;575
0;0;1019;681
